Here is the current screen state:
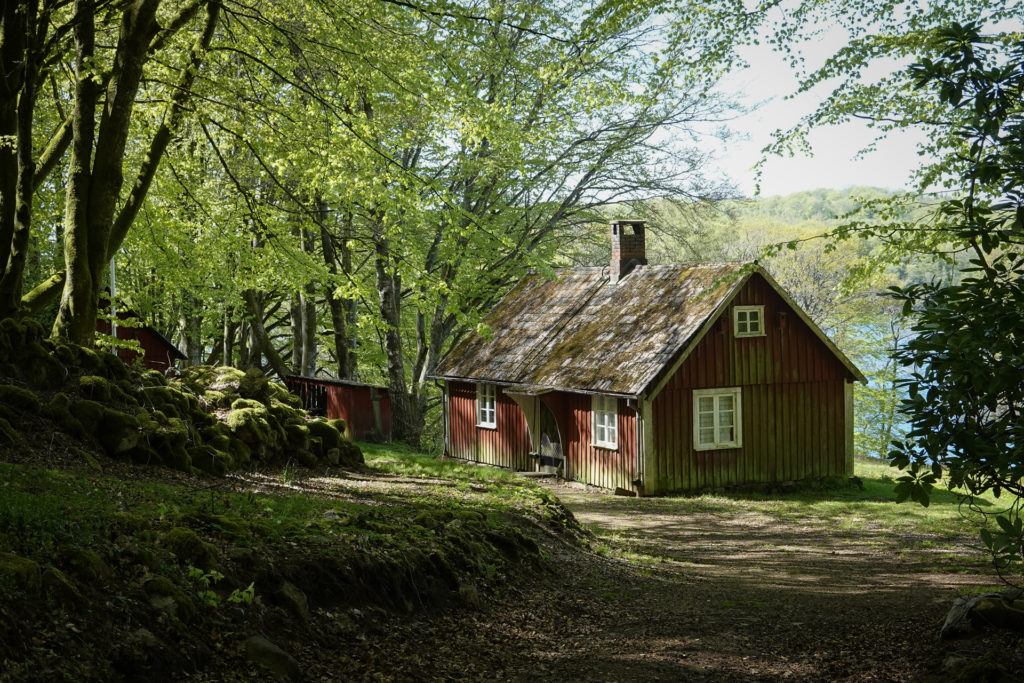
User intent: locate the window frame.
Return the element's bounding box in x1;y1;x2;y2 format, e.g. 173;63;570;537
591;394;618;449
476;383;497;429
693;387;743;451
733;305;766;338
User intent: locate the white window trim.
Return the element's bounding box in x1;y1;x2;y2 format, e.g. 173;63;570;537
592;395;618;449
693;387;742;451
733;305;766;338
476;383;497;428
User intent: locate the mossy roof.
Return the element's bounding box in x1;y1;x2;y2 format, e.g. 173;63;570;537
432;262;753;396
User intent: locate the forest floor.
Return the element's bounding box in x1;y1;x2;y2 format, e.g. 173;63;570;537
339;467;1024;682
4;444;1023;682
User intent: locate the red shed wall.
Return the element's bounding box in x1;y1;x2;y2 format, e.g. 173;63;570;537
447;382;531;469
541;392;637;491
96;318;179;371
651;273;851;492
325;384;392;441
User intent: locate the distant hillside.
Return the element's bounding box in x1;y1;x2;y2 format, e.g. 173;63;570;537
724;187;902;225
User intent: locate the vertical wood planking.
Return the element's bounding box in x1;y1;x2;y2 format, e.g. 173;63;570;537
651;274;855;492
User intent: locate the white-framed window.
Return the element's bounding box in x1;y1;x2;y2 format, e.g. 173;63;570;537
693;387;742;450
476;383;497;428
592;395;618;449
734;305;765;337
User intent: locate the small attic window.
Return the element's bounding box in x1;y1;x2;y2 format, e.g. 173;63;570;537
734;305;765;338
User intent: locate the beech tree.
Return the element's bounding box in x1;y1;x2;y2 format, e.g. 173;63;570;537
2;2;222;344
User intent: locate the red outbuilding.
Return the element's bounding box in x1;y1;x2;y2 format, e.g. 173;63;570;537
96;308;185;373
285;376;392;442
432;220;866;495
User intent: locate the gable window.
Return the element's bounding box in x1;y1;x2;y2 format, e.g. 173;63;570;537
693;387;742;450
734;305;765;337
592;395;618;449
477;383;497;428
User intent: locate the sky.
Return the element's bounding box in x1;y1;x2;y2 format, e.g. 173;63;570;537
710;35;926;198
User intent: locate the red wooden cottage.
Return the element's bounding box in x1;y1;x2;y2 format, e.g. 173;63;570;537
432;220;865;495
284;376;393;442
96;308;185;372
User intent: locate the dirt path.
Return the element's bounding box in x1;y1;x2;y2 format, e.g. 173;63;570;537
354;479;1022;682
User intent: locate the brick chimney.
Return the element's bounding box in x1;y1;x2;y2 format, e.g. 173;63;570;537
610;219;647;283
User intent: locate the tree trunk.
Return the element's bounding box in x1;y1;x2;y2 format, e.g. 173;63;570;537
40;0;219;335
222;307;236;366
242;289;289;378
373;228;421;443
52;0;102;343
321;213;356;379
0;0;42;317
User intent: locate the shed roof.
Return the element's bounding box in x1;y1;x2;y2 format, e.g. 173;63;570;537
433;262;864;396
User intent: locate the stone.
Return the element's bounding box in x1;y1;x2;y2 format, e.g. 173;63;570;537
143;576;195;622
276;580;311;621
244;635;302;680
0;383;41;413
163;527;218;571
0;418;17;446
0;552;41;595
42;567;84;607
97;408;141;455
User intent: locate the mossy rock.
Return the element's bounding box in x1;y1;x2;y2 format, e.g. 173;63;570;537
18;342;64;389
78;374;112;402
202;514;250;540
227;438;251;466
42;567;85;607
163;527;218;571
238;368;271;401
142;369;168;387
204;366;247;394
0;551;41;596
328;418;348;439
178;365;221;393
284;423;311;451
336;440;364;467
142;385;180;414
124;444;162;466
292;449;317;468
268;382;303;408
206;434;232;452
307;420;341;451
58;546;111;583
189;445;231;476
97;408;141;455
143;575;195;622
200;422;231;441
160;444;191;472
70;398;106;433
230;398;264;411
0;383;41;413
79;374;136;405
96;350;131;381
202;389;231;409
0;418;17;446
225;407;272;444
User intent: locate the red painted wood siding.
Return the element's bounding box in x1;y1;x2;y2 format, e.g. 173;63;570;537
326;384;392;442
285;377;392;442
651;273;850;491
96;318;179;372
447;382;531;469
543;392;637;491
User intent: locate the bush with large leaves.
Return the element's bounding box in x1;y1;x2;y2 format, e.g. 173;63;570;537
888;23;1024;579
